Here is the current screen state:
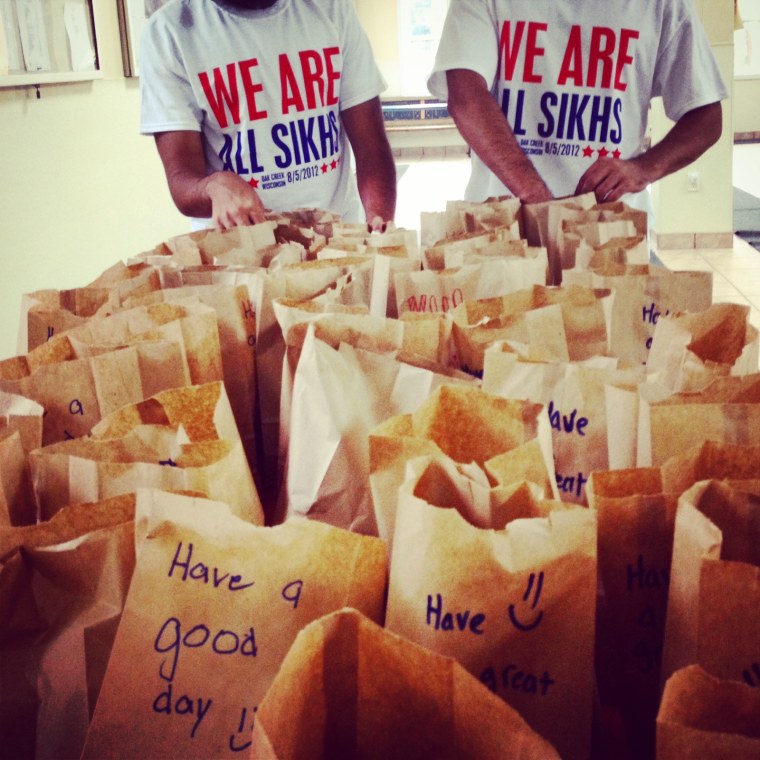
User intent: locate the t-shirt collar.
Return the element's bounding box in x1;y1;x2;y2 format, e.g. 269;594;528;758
208;0;288;19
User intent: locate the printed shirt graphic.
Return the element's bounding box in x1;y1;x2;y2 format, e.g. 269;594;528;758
140;0;386;225
429;0;728;206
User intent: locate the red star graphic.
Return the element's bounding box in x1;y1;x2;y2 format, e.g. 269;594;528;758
321;163;328;174
248;177;259;189
612;149;621;159
597;146;609;158
582;145;594;158
330;159;337;170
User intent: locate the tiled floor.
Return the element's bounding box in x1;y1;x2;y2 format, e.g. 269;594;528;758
396;142;760;336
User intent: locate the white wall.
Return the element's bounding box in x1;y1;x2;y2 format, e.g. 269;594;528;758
0;2;187;360
650;0;736;247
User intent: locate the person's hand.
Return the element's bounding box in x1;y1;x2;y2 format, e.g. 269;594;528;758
574;157;651;203
203;171;267;230
367;215;388;234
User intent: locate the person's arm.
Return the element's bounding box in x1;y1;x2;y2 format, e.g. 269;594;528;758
340;96;397;230
154;130;267;230
446;68;553;204
575;102;723;202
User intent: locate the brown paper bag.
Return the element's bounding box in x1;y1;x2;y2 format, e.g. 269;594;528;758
0;336;191;446
451;285;611;376
0;388;44;454
162;221;280;266
483;351;644;504
368;383;558;551
385;456;596;760
637;373;760;467
277;325;473;532
657;665;760;759
0;390;44;526
660;479;760;688
420;197;522;250
564;264;713;365
120;284;259;475
19;261;161;352
0;495;136;760
396;257;547;318
254;257;375;505
660;439;760;495
423;227;524;271
521;193;597;284
647;302;759;392
250;608;561;759
0;429;34;527
573;234;650;271
586;468;678;759
64;299;224;388
81;496;386;759
30;382;263;524
588;440;760;755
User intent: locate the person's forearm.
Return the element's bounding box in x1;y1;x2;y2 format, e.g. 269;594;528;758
340;97;398;225
447;69;552;203
164;166;217;218
356;152;397;225
632;103;723;184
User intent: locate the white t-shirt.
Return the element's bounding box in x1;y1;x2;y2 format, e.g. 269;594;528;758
140;0;386;225
428;0;729;207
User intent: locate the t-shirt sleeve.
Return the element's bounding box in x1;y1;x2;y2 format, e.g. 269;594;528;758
651;2;729;123
427;0;500;100
139;14;203;135
336;0;387;110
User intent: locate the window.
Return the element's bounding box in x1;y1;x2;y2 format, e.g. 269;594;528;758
396;0;448;96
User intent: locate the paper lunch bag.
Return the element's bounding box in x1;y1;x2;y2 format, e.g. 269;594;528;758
0;494;136;760
660;479;760;689
63;298;224;388
278;324;473;532
657;665;760;760
0;429;35;527
451;284;611;377
522;192;597;285
636;373;760;467
0;390;44;526
0;335;191;447
395;258;547;319
30;382;263;524
385;454;596;760
120;285;259;475
253;257;374;501
572;233;649;271
420;197;522;251
483;347;644;504
586;466;678;759
369;383;557;547
81;496;386;759
422;229;528;274
565;263;713;365
250;608;561;760
647;302;759;392
19;261;161;352
588;440;760;756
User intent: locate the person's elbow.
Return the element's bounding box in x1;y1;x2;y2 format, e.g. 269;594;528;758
446;69;488;121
